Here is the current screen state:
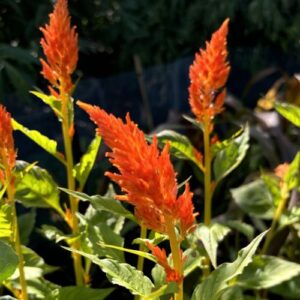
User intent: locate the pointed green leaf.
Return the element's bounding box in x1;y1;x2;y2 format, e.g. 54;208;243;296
73;135;101;188
285;151;300;190
192;231;268;300
12;119;65;164
30;91;62;118
275;102;300;127
213;126;249;184
60;188;136;222
231;179;274;219
0;240;18;283
223;220;254;241
0;203;12;240
156;130;203;170
45;286;114;300
65;249;154;297
15;161;63;215
182;114;204;131
238;255;300;289
195;223;231;269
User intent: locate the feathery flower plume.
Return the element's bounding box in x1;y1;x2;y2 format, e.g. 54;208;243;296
146;242;182;283
189;19;230;123
77;101;196;237
0;105;16;184
40;0;78;96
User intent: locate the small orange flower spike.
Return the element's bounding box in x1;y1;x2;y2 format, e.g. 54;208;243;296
77;101;196;237
40;0;78;96
0;105;16;185
146;242;182;283
189;19;230;123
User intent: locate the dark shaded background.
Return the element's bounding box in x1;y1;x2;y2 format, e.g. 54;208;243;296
1;0;300;297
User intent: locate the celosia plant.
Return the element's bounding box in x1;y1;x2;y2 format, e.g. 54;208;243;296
0;1;300;299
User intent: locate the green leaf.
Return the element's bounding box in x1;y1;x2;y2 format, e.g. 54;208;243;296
238;255;300;289
45;286;114;300
12;119;65;164
261;173;281;205
191;231;268;300
15;161;63;215
275;102;300;127
213;125;249;184
73;135;101;188
18;209;36;245
65;249;154;297
0;203;12;240
231;179;274;219
279;207;300;229
220;286;243;300
9;246;57;283
30;91;62;118
133;231;167;247
78;214;125;262
0;240;18;283
182;114;204;131
183;248;205;277
285;152;300;190
271;274;300;299
0;297;18;300
60;188;136;222
195;223;231;269
156;130;203;170
40;225;74;244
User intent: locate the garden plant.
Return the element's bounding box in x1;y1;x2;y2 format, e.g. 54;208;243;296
0;0;300;299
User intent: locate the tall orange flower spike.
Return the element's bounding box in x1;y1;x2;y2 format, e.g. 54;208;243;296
0;105;16;185
146;242;182;283
40;0;78;96
77;101;196;237
189;19;230;124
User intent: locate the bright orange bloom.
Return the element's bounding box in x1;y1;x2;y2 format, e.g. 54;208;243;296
189;19;230;123
0;105;16;184
146;242;182;283
77;101;195;236
40;0;78;96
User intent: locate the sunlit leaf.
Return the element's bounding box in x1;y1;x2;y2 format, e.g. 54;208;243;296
73;135;101;188
195;223;231;269
275;102;300;127
0;240;18;283
285;151;300;191
192;231;268;300
271;274;300;299
45;286;114;300
0;203;12;240
15;161;63;215
213;125;249;184
30;91;62;118
60;188;136;222
65;249;154;297
231;179;274;219
238;255;300;289
156;130;203;171
12;119;65;164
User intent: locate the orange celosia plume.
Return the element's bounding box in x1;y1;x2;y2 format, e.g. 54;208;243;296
189;19;230;123
146;242;182;283
40;0;78;96
0;105;16;184
77;101;195;236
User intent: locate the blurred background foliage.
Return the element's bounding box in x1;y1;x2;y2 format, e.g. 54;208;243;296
1;0;300;101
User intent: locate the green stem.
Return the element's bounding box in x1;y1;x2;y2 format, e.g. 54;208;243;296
203;118;212;276
203;119;212;226
165;215;183;300
261;183;289;254
7;182;28;300
61;92;84;286
134;225;147;300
